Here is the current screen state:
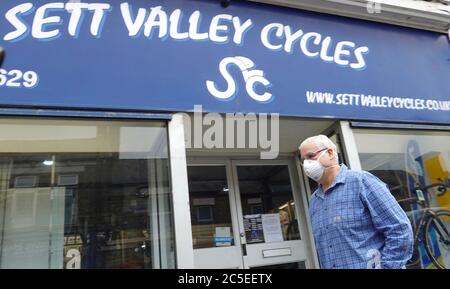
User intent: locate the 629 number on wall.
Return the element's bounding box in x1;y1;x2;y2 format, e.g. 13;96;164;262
0;69;38;88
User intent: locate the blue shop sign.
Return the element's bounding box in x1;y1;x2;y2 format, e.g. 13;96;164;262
0;0;449;124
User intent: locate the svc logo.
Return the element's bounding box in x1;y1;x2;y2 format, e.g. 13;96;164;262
206;56;273;103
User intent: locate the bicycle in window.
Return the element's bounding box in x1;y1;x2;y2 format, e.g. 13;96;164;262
398;178;450;269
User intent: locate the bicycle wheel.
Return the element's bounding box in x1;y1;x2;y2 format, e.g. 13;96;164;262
424;210;450;269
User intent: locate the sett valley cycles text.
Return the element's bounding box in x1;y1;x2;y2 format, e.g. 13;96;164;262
3;2;369;70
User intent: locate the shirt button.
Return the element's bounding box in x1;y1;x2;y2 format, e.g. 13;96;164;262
333;264;336;268
329;245;332;248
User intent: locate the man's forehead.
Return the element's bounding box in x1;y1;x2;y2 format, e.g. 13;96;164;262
299;146;317;159
301;141;318;152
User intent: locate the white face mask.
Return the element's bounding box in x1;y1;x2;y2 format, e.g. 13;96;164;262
302;150;329;182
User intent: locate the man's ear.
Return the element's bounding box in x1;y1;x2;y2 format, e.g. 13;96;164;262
328;149;337;160
327;148;333;157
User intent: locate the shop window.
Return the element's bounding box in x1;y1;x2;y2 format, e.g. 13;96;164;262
0;118;175;269
353;128;450;269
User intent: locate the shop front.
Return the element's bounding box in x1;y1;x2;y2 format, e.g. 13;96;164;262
0;0;448;269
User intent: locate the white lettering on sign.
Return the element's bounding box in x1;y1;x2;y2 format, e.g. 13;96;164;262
120;3;252;45
3;3;33;42
305;91;450;112
4;2;111;41
2;2;369;70
0;69;38;89
206;56;273;103
260;24;369;69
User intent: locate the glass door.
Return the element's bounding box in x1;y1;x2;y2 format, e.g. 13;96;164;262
231;160;310;269
187;160;244;269
187;159;313;269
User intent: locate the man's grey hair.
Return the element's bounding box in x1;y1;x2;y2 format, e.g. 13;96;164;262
298;134;338;154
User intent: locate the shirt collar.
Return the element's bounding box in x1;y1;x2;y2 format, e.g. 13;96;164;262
314;164;348;199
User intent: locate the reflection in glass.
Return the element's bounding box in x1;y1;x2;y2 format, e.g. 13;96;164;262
354;129;450;269
237;165;300;243
187;166;234;249
0;119;175;269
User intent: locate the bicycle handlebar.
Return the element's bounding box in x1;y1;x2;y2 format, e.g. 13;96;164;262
414;178;449;197
397;179;448;207
397;196;420;205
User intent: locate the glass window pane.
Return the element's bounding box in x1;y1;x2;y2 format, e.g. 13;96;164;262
353;129;450;269
187;166;234;249
237;165;301;243
0;118;175;269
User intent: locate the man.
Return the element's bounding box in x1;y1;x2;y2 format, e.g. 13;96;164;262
299;135;413;269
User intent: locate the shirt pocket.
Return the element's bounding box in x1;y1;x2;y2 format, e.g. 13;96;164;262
330;215;359;231
334;196;365;222
331;204;364;231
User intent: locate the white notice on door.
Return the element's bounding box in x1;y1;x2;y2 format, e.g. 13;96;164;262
261;213;283;243
215;227;232;246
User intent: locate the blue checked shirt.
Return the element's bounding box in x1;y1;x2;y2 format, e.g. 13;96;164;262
309;164;413;269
